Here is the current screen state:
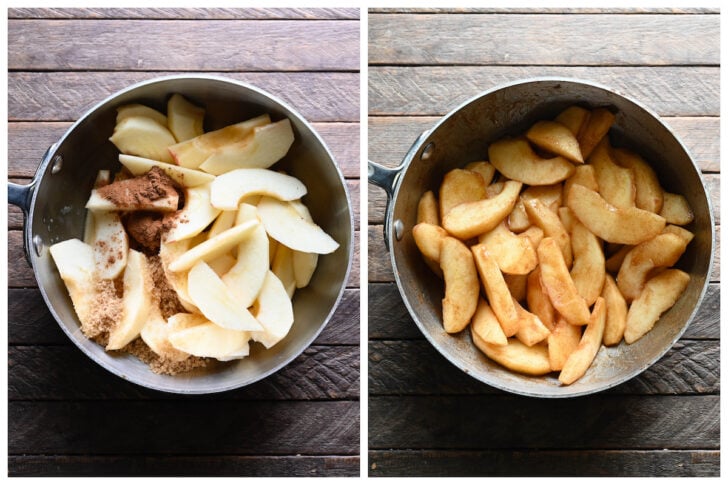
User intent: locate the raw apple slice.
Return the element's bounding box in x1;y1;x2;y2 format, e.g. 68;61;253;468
169;321;251;359
222;206;270;307
109;115;176;163
116;103;167;126
251;271;295;348
168;114;271;169
187;260;263;332
199;118;295;175
140;307;190;362
167;93;205;143
119;154;214;187
257;196;339;254
166;182;221;243
290;200;319;288
207;210;237;239
210;168;307;210
272;243;296;298
167;312;208;332
83;170;112;244
49;238;97;329
159;236;198;313
91;210;128;280
107;249;153;350
168;219;259;272
85;189;178;212
208;253;237;276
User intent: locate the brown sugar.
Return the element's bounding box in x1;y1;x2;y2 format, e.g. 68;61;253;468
147;254;186;319
123;338;210;375
81;277;122;340
97;166;181;211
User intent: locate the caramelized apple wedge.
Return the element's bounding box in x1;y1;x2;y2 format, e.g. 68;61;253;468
489;138;575;185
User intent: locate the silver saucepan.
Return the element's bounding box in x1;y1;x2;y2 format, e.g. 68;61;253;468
9;74;354;394
368;77;714;398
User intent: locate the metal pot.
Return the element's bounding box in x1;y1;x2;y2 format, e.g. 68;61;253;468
369;77;714;398
9;74;354;394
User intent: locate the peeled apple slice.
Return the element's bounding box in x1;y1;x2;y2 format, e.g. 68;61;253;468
109;115;176;163
290;200;318;288
165;182;221;243
187;260;263;332
257;196;339;254
49;239;97;328
119;154;215;187
169;322;251;359
116;103;167;126
167;93;205;143
107;249;153;350
91;210;128;280
252;271;294;348
210;168;307;210
140;307;190;362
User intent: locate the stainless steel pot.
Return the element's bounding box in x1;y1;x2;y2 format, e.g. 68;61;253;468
9;75;354;394
369;77;714;398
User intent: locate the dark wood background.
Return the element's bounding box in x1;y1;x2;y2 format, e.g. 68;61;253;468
368;8;720;477
7;8;360;477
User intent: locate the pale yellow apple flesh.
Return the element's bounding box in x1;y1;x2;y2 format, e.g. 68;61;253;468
222;211;270;307
167;93;205;143
210;168;307;211
251;271;295;348
169;321;251;359
140;307;190;362
91;210;128;280
271;243;296;299
48;239;97;331
116;103;167;126
119;154;215;187
257;196;339;254
109;115;176;163
166;182;221;243
168;219;258;273
107;249;153;350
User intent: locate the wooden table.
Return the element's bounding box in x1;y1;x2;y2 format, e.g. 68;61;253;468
368;8;720;477
7;8;360;477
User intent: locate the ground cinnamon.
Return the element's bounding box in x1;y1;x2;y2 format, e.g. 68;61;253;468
97;166;181;210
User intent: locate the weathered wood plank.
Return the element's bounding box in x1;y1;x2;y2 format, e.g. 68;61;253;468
368;8;719;14
9;400;359;455
369;66;719;117
370;14;718;66
9;8;360;20
8;287;360;346
8;71;359;122
368;394;718;449
369;339;719;396
10;344;359;400
9;19;359;71
9;454;359;477
368;449;719;477
368;282;720;340
368;116;719;173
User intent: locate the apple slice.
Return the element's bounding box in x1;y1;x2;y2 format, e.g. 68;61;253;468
167;312;208;332
488;138;575;185
210;168;307;210
91;210;128;280
257;196;339;254
199;119;295;175
107;249;153;350
208;253;237;277
442;180;522;240
471;298;508;346
166;182;221;243
271;243;297;298
159;236;198;313
526;120;584;164
207;210;237;239
116;103;167;126
222;207;270;307
251;271;295;348
559;297;607;385
140;307;190;362
168;219;258;273
49;239;97;329
555;106;590;136
109;115;176;163
83;170;112;244
119;154;214;187
290;200;319;288
187;260;263;332
167;93;205;143
85;189;178;212
168;114;271;169
169;321;251;360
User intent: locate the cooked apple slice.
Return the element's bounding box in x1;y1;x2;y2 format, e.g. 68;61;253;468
169;321;251;360
472;333;551;376
250;271;295;348
210;168;307;210
476;221;537;275
526;267;555;331
417;190;439;226
660;192;694;225
563;164;599;203
559;296;606;385
464;160;496;186
166;182;221;243
547;317;583;372
438;168;487;220
168;114;271;168
140;307;190;362
272;243;297;299
413;222;448;278
524;198;572;268
488;138;575;185
439;237;480;334
471;245;520;336
257;196;339;254
555;105;590;136
567;184;665;245
116;103;167;126
570;220;605;306
624;269;690;344
222;206;270;307
168;219;258;273
513;298;551;347
577;107;615;159
91;210;128;280
187;260;263;332
442;180;522;240
611;146;663;213
49;239;97;330
602;274;628;346
109;115;176;163
199;119;295;175
471;298;508;346
537;237;590;326
588;139;636;210
107;249;153;350
167;93;205;143
526;120;584;164
119;154;214;187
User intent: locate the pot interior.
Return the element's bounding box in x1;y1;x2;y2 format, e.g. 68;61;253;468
390;79;713;397
29;76;353;394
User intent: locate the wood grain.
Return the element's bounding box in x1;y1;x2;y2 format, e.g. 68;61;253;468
368;8;718;14
9;19;359;71
369;449;719;477
9;400;359;455
9;454;359;477
9;8;360;20
8;72;359;122
369;13;719;66
369;66;719;117
369;339;719;396
369;395;718;449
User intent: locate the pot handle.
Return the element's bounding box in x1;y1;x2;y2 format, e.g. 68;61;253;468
368;160;403;251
